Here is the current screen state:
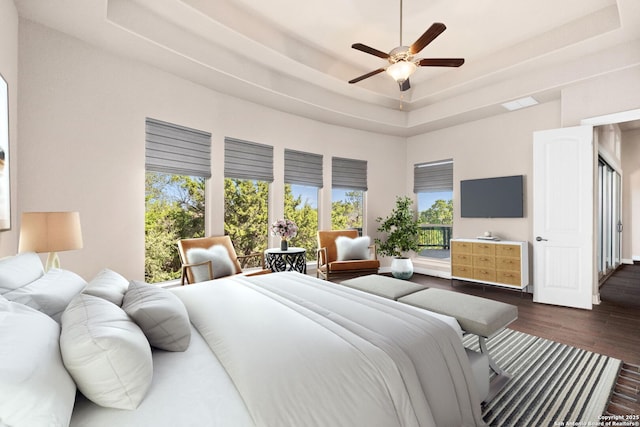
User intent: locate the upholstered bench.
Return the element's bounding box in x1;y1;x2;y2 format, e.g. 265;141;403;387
340;274;424;300
341;275;490;401
399;288;518;400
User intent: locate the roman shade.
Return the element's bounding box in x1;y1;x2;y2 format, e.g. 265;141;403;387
224;137;274;182
145;118;211;178
414;159;453;193
332;157;367;191
284;149;323;188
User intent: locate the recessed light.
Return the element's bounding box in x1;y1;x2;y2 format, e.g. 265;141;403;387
501;96;539;111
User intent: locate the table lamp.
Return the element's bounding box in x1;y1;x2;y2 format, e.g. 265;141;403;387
18;211;83;271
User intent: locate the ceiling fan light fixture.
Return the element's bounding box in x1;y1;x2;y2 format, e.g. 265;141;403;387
386;61;417;83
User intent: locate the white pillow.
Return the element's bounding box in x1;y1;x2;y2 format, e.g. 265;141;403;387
0;299;76;426
123;280;191;352
82;268;129;306
186;245;235;281
0;252;44;296
2;268;87;323
335;236;371;261
61;294;153;410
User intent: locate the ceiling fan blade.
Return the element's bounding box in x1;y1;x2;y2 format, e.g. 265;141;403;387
418;58;465;67
351;43;390;59
349;68;386;84
399;79;411;92
410;23;446;54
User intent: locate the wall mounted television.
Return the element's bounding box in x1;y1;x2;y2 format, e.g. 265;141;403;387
460;175;524;218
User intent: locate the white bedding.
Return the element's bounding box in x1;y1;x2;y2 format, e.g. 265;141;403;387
70;272;485;427
70;323;254;427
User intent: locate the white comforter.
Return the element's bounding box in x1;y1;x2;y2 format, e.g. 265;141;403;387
71;272;486;427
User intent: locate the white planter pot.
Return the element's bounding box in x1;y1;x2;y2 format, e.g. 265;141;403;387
391;257;413;280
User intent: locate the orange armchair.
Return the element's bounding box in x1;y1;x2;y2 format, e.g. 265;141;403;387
316;230;380;281
177;235;270;285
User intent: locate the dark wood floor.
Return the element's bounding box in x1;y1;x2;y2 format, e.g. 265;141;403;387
408;263;640;366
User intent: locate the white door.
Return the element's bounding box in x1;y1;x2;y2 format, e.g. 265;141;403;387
533;126;594;309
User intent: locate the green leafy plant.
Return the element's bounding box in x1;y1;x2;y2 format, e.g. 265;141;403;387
375;196;420;258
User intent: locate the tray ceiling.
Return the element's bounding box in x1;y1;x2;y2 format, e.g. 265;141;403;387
15;0;640;136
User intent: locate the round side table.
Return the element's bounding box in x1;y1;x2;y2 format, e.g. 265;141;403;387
264;247;307;273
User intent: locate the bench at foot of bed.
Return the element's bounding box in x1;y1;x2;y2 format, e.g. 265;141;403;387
399;288;518;402
340;274;517;402
340;274;425;300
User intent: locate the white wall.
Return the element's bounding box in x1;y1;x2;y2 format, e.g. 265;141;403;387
561;66;640;127
17;20;405;280
622;128;640;262
407;101;561;242
0;0;19;256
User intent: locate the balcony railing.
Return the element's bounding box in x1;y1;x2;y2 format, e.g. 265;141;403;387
417;224;452;250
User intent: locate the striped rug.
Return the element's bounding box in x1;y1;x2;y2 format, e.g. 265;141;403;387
462;329;621;427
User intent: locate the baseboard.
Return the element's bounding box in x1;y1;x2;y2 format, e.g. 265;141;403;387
622;258;635;265
380;265;451;280
413;266;451;279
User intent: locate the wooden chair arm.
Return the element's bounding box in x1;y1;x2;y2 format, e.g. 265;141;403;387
317;247;328;267
181;260;213;286
369;244;378;260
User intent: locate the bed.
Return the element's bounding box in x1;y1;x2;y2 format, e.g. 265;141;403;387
0;252;486;427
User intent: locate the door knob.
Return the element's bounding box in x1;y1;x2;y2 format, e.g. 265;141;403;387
536;236;548;242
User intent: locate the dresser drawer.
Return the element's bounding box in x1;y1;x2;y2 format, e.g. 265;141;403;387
450;239;528;290
495;244;520;257
452;253;473;266
496;257;521;273
474;268;496;282
496;271;521;286
452;265;474;279
451;240;473;255
473;255;496;269
472;242;495;256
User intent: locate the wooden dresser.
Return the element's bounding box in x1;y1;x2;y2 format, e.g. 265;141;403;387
450;238;529;290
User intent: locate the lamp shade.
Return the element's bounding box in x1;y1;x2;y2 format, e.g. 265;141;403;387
386;61;417;83
18;212;83;253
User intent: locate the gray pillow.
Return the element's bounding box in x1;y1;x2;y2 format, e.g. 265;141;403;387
60;294;153;410
122;280;191;352
335;236;371;260
2;268;87;323
82;268;129;306
186;245;235;281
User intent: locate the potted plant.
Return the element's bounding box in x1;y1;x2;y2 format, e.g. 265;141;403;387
375;196;420;279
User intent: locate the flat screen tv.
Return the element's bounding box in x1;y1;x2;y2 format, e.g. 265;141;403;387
460;175;524;218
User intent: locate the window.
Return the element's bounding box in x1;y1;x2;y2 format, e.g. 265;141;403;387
597;157;622;278
414;159;453;259
224;138;273;267
144;118;211;283
285;149;322;260
331;157;367;233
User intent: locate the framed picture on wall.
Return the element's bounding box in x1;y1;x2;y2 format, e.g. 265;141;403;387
0;72;10;231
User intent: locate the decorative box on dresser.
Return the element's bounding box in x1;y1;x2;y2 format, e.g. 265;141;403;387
450;238;529;292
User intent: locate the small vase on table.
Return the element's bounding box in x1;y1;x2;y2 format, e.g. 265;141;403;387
280;238;288;251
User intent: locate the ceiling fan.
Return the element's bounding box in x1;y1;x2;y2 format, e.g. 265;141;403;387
348;0;464;92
